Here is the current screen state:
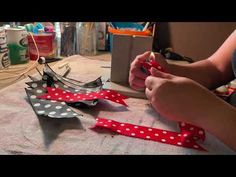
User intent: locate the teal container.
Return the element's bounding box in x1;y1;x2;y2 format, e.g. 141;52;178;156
7;43;28;64
6;26;29;65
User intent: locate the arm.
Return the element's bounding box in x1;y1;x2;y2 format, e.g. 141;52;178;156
129;30;236;91
146;68;236;151
196;96;236;151
129;31;236;151
167;30;236;89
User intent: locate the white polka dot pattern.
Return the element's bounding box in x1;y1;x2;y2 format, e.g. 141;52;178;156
38;87;128;106
139;58;165;75
25;88;81;119
31;83;38;88
94;117;206;151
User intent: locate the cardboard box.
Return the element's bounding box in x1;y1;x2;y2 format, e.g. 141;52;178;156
111;34;153;84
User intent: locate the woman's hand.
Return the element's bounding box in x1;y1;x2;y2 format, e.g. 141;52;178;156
129;51;169;91
145;67;228;124
145;67;236;151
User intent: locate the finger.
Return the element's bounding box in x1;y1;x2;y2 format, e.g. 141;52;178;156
150;67;173;79
130;67;148;80
145;87;152;100
145;76;156;90
131;51;152;67
145;75;165;90
136;51;152;62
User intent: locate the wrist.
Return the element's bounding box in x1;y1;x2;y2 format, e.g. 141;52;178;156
166;63;176;74
200;100;236;151
193;93;224;122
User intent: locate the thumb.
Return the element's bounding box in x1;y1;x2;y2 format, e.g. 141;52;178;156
150;67;173;79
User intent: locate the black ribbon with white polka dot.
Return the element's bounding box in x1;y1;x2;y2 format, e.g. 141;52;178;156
25;82;82;118
25;63;107;118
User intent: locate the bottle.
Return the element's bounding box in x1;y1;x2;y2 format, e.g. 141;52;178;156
76;22;97;56
54;22;61;57
96;22;107;51
6;26;29;64
0;27;10;69
60;22;76;57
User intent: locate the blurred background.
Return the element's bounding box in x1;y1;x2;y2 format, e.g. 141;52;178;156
1;22;236;67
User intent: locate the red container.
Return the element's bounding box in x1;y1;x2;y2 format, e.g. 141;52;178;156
28;33;55;60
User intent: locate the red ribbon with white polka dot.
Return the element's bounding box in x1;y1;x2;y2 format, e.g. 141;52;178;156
140;58;165;75
93;118;206;151
37;87;128;106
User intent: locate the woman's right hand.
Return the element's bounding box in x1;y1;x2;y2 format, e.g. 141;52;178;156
129;51;169;91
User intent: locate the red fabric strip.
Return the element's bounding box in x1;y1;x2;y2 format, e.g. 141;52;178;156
140;59;165;75
93;117;206;151
37;87;128;106
179;122;205;142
